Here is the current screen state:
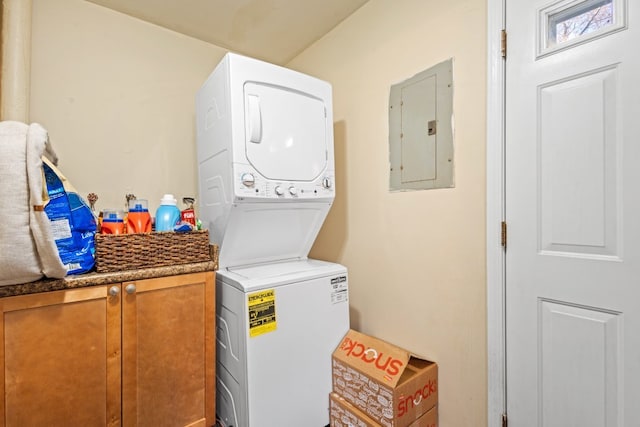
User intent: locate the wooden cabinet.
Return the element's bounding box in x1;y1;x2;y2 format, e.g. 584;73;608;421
121;272;215;427
0;283;121;426
0;271;215;427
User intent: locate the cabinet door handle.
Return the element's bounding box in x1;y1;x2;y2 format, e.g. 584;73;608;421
109;286;120;296
125;284;136;294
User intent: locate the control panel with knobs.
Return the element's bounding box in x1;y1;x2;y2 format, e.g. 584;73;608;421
236;171;334;199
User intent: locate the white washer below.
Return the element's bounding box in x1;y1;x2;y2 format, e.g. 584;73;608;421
215;259;350;427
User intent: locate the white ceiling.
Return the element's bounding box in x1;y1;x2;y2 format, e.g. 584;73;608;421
86;0;370;64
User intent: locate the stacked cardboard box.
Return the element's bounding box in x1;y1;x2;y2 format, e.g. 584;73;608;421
330;329;438;427
330;393;437;427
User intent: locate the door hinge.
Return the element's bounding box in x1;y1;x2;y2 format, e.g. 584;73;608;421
501;29;507;59
502;413;508;427
501;221;507;249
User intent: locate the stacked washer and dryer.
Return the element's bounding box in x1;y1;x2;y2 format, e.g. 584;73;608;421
196;53;350;427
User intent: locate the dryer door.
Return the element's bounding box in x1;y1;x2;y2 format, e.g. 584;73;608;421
244;82;328;181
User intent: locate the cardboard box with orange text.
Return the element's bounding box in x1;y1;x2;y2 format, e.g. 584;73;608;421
330;392;438;427
332;329;438;427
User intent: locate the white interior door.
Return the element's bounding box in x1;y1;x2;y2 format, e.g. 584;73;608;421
505;0;639;425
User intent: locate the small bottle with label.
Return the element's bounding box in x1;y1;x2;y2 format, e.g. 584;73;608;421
181;197;197;227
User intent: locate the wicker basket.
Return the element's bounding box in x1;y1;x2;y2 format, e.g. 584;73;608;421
94;230;213;273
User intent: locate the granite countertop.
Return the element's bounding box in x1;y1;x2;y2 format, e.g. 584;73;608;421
0;261;218;298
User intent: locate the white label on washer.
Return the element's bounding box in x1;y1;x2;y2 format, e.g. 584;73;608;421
330;276;348;304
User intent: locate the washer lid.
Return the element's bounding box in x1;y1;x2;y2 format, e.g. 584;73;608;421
220;259;347;292
244;82;328;181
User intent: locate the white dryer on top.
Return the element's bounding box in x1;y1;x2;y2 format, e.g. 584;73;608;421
196;52;336;269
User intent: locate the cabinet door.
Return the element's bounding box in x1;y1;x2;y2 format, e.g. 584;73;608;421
0;285;122;427
122;272;215;427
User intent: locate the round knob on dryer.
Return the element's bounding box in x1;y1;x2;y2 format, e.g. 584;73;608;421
322;177;332;189
241;173;255;187
288;186;298;196
275;186;285;196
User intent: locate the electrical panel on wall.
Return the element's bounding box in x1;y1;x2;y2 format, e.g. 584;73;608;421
389;58;454;191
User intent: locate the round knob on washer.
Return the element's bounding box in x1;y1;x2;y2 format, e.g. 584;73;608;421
322;177;332;189
288;186;298;196
275;186;285;196
241;173;255;187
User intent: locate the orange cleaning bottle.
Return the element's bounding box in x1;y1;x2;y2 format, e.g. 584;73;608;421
127;199;152;233
101;209;125;234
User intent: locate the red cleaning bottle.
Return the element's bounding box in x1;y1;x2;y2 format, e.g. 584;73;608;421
181;197;197;227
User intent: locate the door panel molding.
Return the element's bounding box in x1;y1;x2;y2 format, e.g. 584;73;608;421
538;65;621;259
538;298;622;426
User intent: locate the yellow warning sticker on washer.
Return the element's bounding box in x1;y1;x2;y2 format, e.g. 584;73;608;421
248;289;277;338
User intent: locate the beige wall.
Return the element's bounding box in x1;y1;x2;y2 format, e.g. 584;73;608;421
288;0;488;425
27;0;488;424
30;0;226;213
